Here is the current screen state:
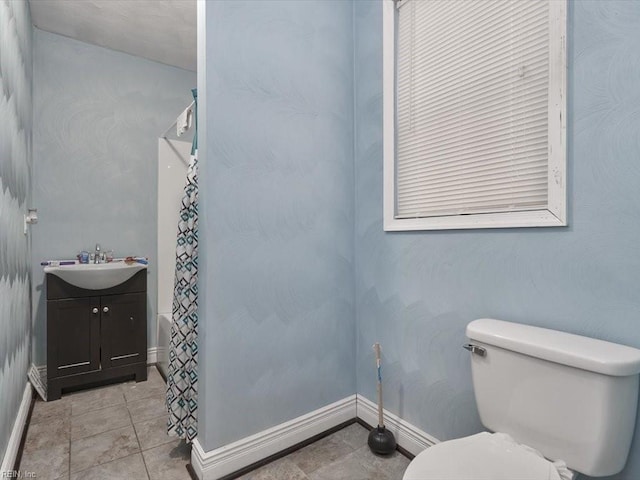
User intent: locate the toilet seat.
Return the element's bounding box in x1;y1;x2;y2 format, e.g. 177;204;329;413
403;432;572;480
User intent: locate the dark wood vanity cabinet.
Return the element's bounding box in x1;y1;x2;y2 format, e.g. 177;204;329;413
47;296;101;378
100;293;147;369
46;271;148;400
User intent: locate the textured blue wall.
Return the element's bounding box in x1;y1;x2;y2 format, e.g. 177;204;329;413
198;0;355;450
31;31;196;365
0;0;32;465
354;1;640;478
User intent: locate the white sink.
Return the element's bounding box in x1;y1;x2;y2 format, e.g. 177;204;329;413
44;262;147;290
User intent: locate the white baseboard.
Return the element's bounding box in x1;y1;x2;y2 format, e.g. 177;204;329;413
191;395;357;480
356;394;439;456
1;383;33;473
147;347;158;365
190;393;441;479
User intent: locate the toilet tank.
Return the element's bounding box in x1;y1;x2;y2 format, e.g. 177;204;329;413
466;318;640;477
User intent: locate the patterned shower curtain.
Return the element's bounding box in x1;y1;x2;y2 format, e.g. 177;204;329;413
167;89;199;442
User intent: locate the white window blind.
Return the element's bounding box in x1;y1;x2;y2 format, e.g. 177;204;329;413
388;0;566;227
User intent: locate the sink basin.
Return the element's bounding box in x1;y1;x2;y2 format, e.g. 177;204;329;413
44;262;147;290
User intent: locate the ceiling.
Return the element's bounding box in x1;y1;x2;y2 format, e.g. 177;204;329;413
30;0;197;72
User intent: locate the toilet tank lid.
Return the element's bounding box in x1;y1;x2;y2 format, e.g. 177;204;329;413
467;318;640;376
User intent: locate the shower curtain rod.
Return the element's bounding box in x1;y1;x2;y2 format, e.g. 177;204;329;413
161;100;196;139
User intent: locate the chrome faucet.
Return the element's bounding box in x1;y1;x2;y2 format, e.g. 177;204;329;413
94;243;102;264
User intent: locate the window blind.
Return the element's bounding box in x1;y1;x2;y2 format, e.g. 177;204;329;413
395;0;550;219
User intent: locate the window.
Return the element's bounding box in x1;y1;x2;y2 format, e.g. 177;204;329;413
383;0;567;231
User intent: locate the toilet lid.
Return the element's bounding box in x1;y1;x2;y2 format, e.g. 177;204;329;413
403;432;567;480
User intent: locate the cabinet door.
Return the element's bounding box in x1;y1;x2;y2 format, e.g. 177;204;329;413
100;293;147;368
47;297;101;378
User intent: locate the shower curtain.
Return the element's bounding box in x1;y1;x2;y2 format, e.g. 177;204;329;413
167;89;199;442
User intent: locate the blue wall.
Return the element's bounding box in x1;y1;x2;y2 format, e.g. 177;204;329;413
31;31;196;365
354;1;640;478
198;0;355;450
0;0;32;465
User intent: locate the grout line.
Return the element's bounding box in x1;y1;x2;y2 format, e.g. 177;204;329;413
27;396;71;427
124;390;167;405
68;421;72;480
68;451;141;478
68;389;127;417
70;418;134;444
138;434;184;453
218;419;357;480
127;405;152;480
123;373;167;404
66;364;167;477
139;439;185;454
69;399;126;419
130;411;170;427
64;384;158;475
134;366;191;473
30;370;166;478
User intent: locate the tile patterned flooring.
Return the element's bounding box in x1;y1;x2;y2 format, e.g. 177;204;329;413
18;367;190;480
236;424;410;480
18;367;410;480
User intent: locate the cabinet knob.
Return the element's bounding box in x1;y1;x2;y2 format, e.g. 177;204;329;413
92;307;98;314
103;306;110;313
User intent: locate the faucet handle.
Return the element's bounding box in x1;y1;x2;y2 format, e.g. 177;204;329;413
95;243;101;252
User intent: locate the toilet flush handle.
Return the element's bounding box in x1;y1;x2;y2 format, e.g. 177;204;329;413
463;344;486;357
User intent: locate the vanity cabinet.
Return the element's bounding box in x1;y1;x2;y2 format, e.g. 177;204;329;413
46;271;148;400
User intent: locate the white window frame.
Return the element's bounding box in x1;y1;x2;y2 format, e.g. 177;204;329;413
383;0;567;231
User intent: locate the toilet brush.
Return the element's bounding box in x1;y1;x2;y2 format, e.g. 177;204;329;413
367;342;397;455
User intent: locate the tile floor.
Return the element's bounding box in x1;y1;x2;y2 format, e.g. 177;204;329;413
18;367;410;480
235;423;410;480
18;367;190;480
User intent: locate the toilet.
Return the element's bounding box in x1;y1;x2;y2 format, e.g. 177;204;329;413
403;318;640;480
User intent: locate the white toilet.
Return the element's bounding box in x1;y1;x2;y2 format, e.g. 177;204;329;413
403;318;640;480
